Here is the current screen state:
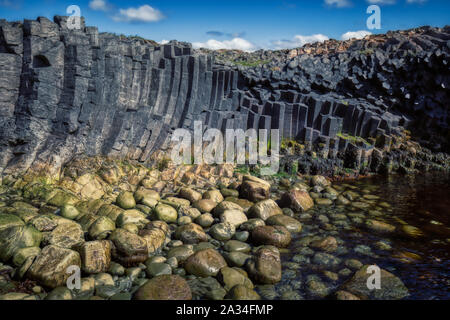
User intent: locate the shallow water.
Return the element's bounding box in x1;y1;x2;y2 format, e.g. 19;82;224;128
271;173;450;300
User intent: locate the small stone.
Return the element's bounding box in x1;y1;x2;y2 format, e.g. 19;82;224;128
177;216;192;226
246;246;281;285
220;210;248;228
179;188;202;203
95;285;120;299
234;231;249;242
209;222;235;241
310;236;338;253
226;285;260;300
108;229;148;266
195;213;215;228
184;248;227;277
217;267;253;291
312;252;341;269
203;189;224;204
223;240;251;253
79;240;111;274
60;205;80;220
251;225;292;248
212;201;244;217
45;287;73;300
306;279;331;298
116;191;136;209
181;208;201;221
334;290;361;300
340;265;409;300
146;262;172;278
365;219;396;234
108;262;125;276
239;175;271;203
175;223;207;244
311;175;331;188
88;216;116;240
94;273;115;287
134;187;160;207
248;199;282;221
193;199;217;213
279;189;314;212
401;225;424;238
220;188;239;198
166;257;178;268
154;204;178;223
167;245;195;263
344;259;363;270
266;215;302;233
315;198;333;206
240;218;265;232
117;209;149;228
336;195;350;205
165;197;191;208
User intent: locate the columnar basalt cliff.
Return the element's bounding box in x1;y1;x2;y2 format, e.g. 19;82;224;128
0;16;449;178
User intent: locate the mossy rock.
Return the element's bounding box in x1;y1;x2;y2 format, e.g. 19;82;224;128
153;204;178;223
0;225;42;261
116;191;136;210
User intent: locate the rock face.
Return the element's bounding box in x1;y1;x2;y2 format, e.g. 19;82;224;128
0;17;449;178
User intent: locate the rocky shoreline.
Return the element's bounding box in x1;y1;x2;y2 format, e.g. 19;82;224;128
0;16;448;301
1;155;439;300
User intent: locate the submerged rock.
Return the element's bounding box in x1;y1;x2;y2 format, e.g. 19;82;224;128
266;215;302;233
246;246;282;285
340;265;409;300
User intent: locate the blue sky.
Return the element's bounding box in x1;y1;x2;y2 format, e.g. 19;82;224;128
0;0;449;50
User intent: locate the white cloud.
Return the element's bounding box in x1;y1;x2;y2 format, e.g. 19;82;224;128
324;0;353;8
270;34;329;50
160;40;169;45
192;38;256;52
113;5;165;22
366;0;396;4
89;0;108;11
341;30;372;40
406;0;427;3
